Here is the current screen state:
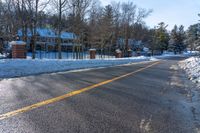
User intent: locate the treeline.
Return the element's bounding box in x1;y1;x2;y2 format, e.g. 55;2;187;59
0;0;199;58
149;22;200;55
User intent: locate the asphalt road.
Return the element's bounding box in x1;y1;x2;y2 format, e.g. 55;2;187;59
0;57;199;133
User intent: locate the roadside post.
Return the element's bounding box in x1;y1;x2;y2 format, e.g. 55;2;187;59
10;41;27;59
89;49;96;59
115;49;122;58
128;49;132;57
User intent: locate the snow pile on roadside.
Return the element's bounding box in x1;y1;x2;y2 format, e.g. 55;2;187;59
0;53;6;59
154;52;184;59
155;51;199;59
0;56;153;78
153;54;182;59
179;57;200;86
183;51;200;56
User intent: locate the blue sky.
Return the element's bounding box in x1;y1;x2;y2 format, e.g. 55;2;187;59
100;0;200;30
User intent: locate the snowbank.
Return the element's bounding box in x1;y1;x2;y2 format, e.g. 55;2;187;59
153;53;183;59
1;51;197;79
0;54;6;59
0;56;153;78
183;51;200;56
179;57;200;87
153;51;199;59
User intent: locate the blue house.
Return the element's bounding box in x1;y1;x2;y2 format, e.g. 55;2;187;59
116;38;144;51
17;28;77;51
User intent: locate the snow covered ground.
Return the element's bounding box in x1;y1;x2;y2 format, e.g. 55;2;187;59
154;51;199;59
179;57;200;87
183;51;200;57
0;50;199;79
0;56;153;78
0;53;6;59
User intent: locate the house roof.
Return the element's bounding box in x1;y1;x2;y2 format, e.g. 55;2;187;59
61;32;77;39
18;29;32;37
37;28;56;38
18;28;76;39
117;38;144;46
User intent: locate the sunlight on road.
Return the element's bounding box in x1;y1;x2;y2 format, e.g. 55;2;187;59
139;115;152;133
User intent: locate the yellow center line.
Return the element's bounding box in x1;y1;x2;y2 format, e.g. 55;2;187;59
0;61;159;121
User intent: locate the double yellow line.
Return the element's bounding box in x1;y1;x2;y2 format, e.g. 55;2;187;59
0;61;159;121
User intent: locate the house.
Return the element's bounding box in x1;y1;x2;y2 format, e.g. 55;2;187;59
116;38;144;51
116;38;150;56
17;28;77;51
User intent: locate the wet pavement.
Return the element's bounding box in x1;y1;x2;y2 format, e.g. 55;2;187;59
0;57;199;133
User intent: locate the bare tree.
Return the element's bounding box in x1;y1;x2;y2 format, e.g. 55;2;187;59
51;0;68;59
29;0;51;59
88;0;102;48
67;0;92;58
111;2;121;47
121;1;152;56
1;0;20;39
68;0;92;34
0;0;154;59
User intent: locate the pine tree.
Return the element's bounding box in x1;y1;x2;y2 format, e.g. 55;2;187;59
99;5;114;48
155;22;169;53
185;24;200;51
169;25;186;54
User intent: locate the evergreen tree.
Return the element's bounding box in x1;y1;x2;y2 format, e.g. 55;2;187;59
169;25;186;54
99;5;114;48
185;24;200;51
154;22;170;53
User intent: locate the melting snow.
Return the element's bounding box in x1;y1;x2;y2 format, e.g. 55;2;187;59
0;56;154;79
179;57;200;87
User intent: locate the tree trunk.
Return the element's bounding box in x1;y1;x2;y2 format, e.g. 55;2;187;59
32;0;39;59
58;0;62;59
125;23;129;57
